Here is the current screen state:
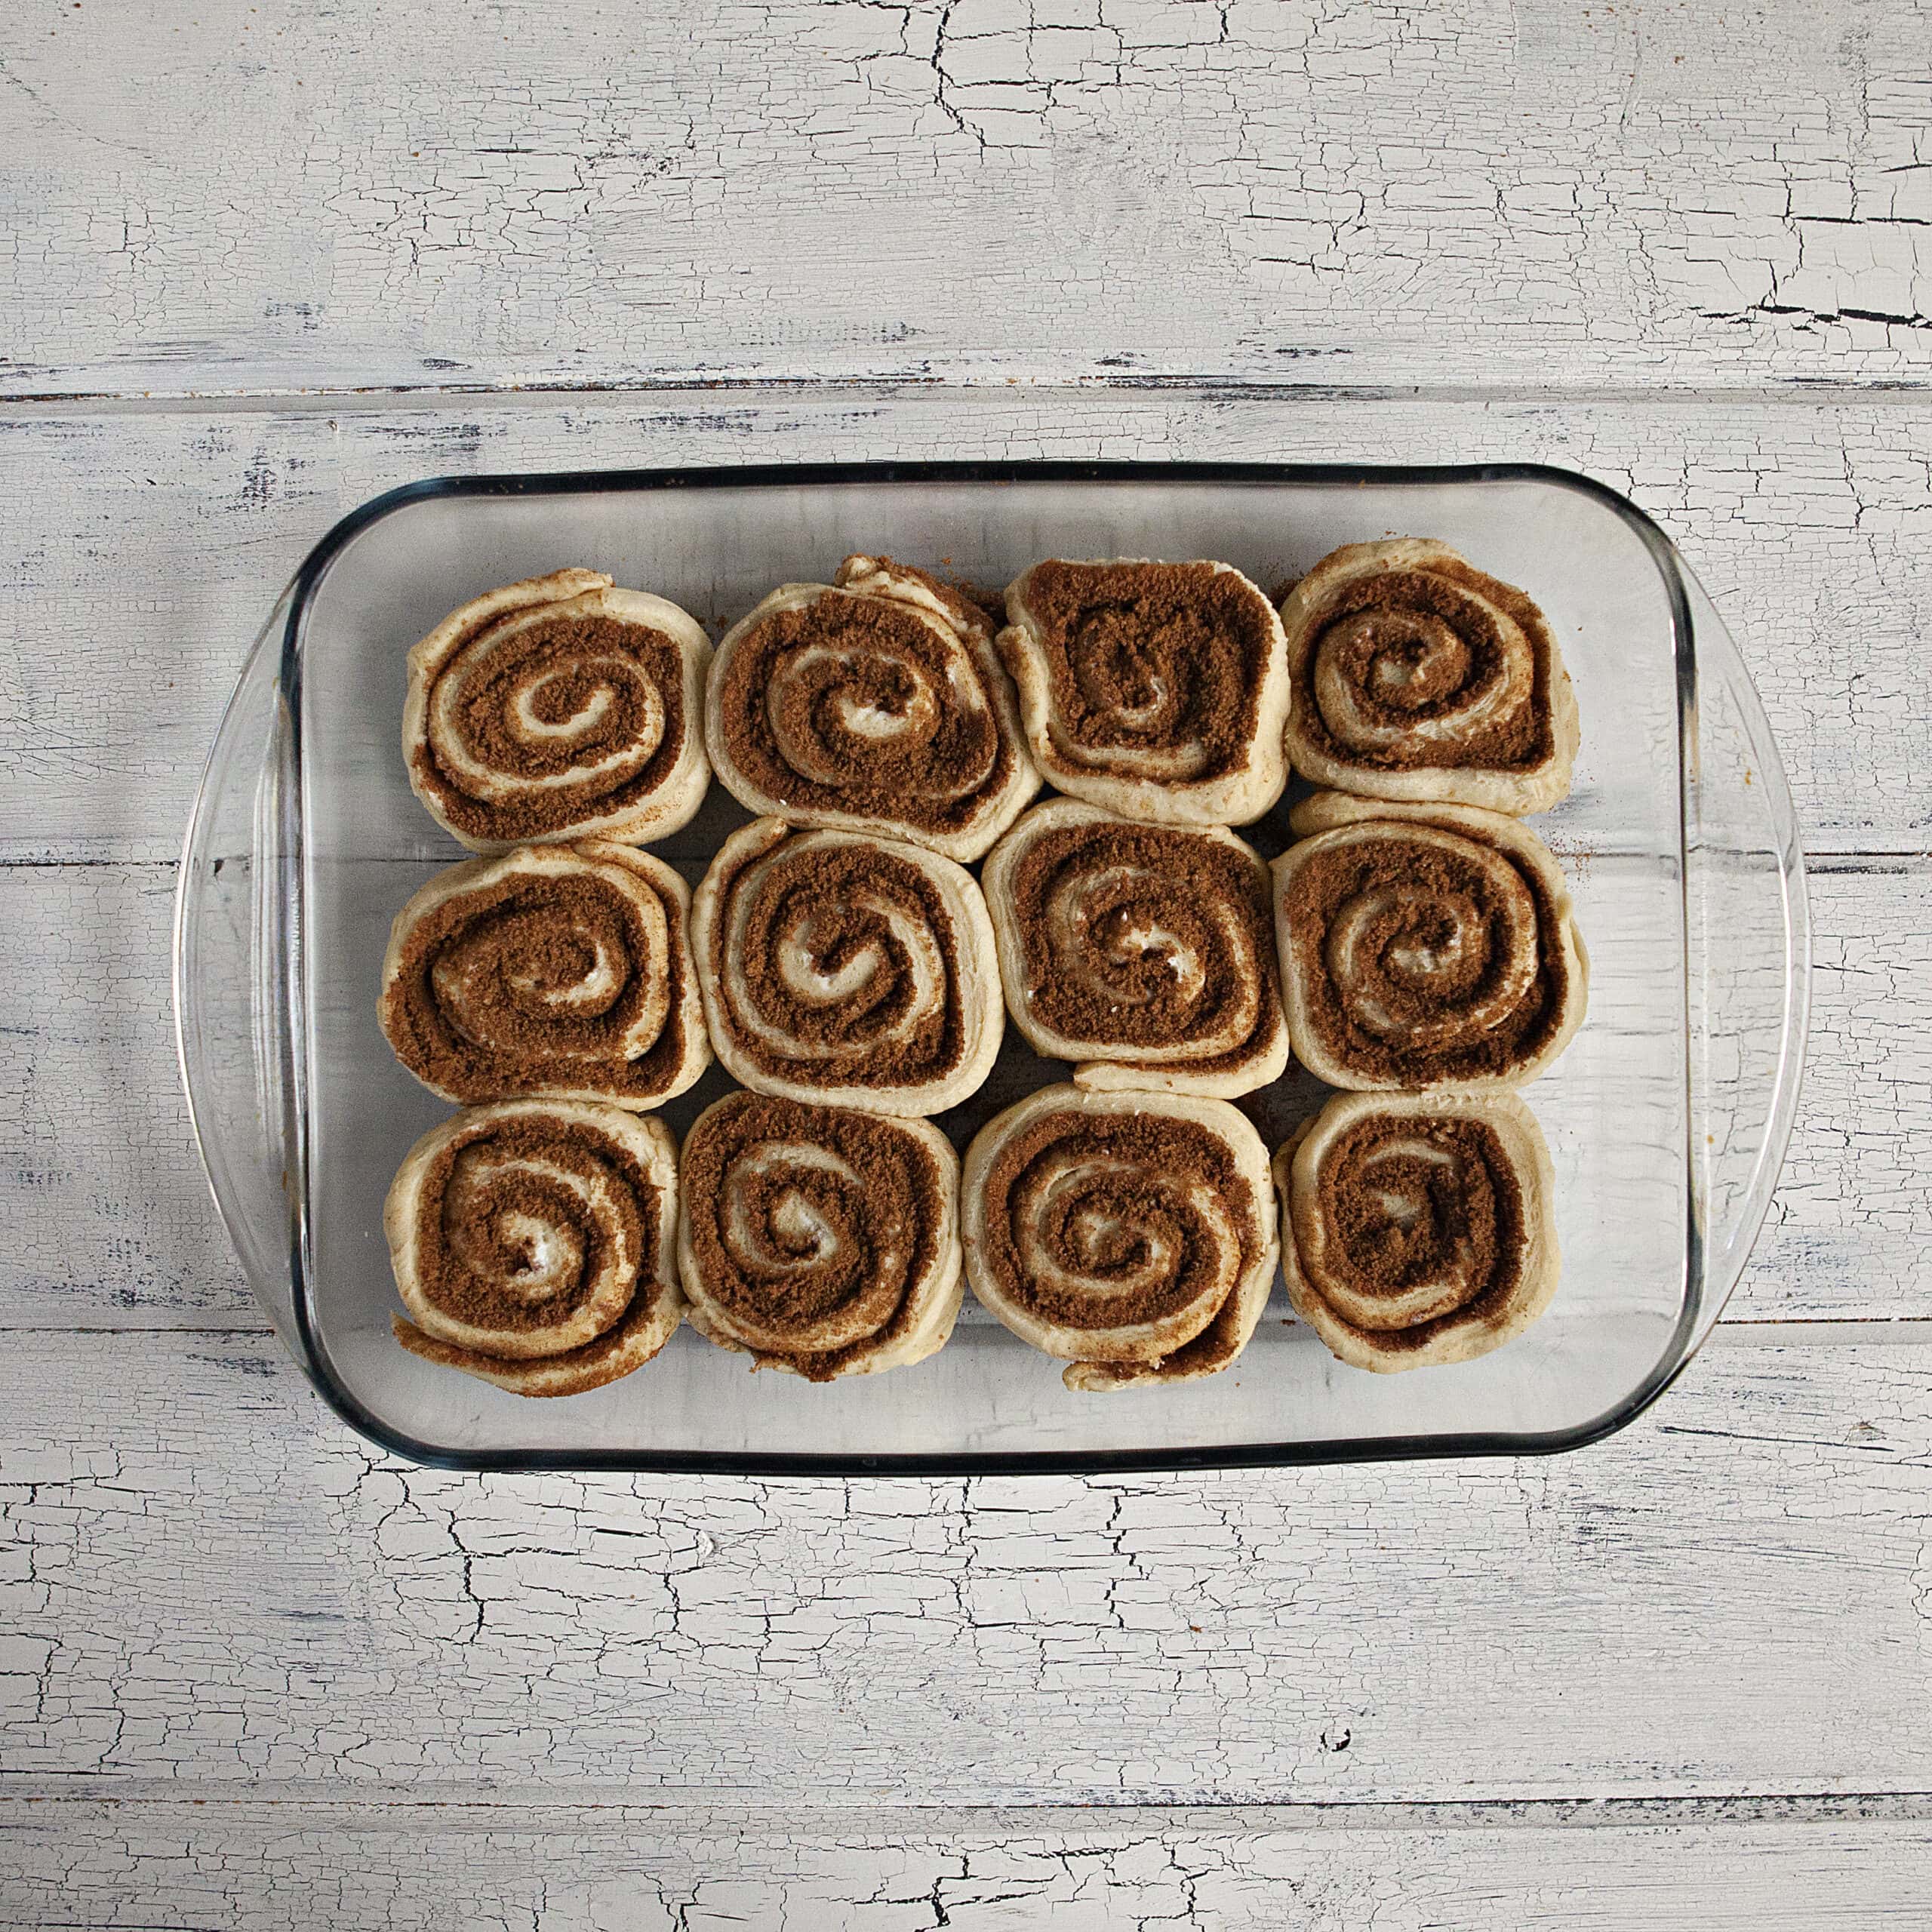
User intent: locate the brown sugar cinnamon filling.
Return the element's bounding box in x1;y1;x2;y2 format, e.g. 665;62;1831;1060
1004;561;1273;780
380;845;705;1106
1282;544;1561;778
1313;1115;1521;1341
989;806;1284;1088
415;611;691;843
976;1109;1257;1352
676;1093;959;1381
711;561;1022;843
693;817;1003;1115
386;1100;684;1397
407;1116;654;1349
1277;1088;1560;1372
1283;825;1568;1085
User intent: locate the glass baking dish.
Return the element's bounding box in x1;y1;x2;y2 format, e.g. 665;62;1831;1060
174;463;1808;1474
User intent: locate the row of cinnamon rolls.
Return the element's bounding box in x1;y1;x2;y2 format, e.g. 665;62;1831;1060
378;790;1586;1113
402;545;1577;860
389;1082;1558;1398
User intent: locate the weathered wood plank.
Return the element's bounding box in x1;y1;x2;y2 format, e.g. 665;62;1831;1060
0;854;1912;1329
0;1334;1928;1802
2;392;1928;863
3;0;1928;400
4;1798;1932;1928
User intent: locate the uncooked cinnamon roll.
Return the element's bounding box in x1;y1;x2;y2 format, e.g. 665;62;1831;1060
1272;792;1587;1091
404;569;711;850
982;799;1287;1099
691;817;1003;1116
997;558;1291;826
1275;1089;1559;1371
387;1100;682;1396
961;1086;1278;1392
1278;540;1578;815
380;842;710;1108
676;1091;962;1380
705;555;1038;862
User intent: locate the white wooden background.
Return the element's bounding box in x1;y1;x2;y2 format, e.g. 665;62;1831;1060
2;1;1930;1923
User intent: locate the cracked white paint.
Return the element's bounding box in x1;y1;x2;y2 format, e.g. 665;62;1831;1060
1;0;1929;398
4;1801;1932;1926
2;8;1930;1911
0;1334;1929;1807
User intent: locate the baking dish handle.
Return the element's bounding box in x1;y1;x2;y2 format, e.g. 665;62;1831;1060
173;588;312;1368
1679;562;1810;1350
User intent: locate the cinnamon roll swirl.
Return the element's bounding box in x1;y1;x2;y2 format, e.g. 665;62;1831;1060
997;558;1291;826
961;1086;1278;1392
691;817;1003;1116
1272;792;1587;1091
387;1100;681;1396
1278;540;1579;814
380;842;710;1108
1276;1089;1559;1371
404;570;712;850
982;799;1288;1099
676;1091;962;1380
705;555;1038;862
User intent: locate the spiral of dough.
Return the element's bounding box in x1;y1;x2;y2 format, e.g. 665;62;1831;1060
983;798;1287;1098
706;555;1038;861
1279;540;1577;815
692;817;1003;1116
997;558;1291;826
1275;1089;1559;1371
404;570;712;849
379;841;710;1108
675;1091;963;1380
387;1100;682;1396
1272;793;1587;1091
961;1086;1278;1392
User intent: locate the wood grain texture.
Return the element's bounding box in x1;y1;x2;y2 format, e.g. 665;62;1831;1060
2;389;1929;861
0;857;1915;1329
5;1798;1932;1927
1;1333;1928;1803
3;0;1929;400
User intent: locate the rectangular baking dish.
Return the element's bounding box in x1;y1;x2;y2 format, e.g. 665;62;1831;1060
175;463;1808;1473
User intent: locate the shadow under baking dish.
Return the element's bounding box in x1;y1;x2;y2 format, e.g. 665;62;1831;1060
174;463;1809;1473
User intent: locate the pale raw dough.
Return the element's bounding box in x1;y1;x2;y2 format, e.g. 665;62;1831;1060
1275;1088;1559;1372
380;841;711;1108
403;570;712;851
1272;792;1589;1091
998;558;1291;827
675;1097;964;1380
961;1084;1279;1392
1278;539;1579;816
981;797;1289;1100
691;817;1004;1116
386;1100;683;1396
705;555;1038;863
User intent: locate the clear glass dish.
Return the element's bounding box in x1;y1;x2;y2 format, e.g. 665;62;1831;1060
174;463;1809;1473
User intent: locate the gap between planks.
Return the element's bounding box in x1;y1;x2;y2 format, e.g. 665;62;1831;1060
6;1788;1932;1832
5;377;1932;417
